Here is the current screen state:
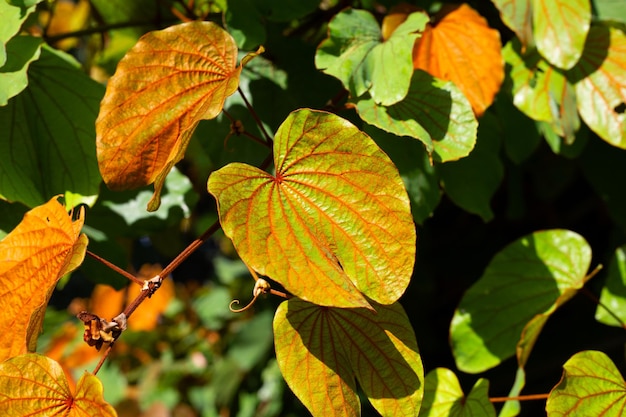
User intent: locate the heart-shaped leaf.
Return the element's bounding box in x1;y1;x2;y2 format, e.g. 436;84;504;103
595;245;626;327
208;109;415;308
450;229;592;373
412;4;504;116
568;24;626;149
315;8;428;105
96;21;242;210
0;354;115;416
418;368;496;417
355;70;477;162
546;350;626;416
274;298;423;417
0;197;87;361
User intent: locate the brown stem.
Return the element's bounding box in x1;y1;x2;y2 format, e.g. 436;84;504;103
92;344;114;375
581;287;626;329
43;19;179;43
87;250;144;285
238;87;273;146
489;393;549;403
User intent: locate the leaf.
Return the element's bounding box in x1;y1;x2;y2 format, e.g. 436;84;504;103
412;4;504;116
208;109;416;308
491;0;534;49
568;24;626;149
0;45;103;208
0;0;42;66
592;0;626;24
418;368;496;417
0;353;116;416
450;229;592;373
595;245;626;327
493;94;541;164
273;298;423;417
315;8;428;105
533;0;591;70
0;197;87;362
0;35;42;106
96;21;242;210
546;350;626;416
355;69;478;162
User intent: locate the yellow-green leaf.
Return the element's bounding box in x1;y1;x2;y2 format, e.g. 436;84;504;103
274;298;423;417
208;109;416;308
0;353;116;416
96;21;241;210
0;197;87;361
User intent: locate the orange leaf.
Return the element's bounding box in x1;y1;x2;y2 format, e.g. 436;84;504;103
0;197;87;362
412;4;504;116
96;21;242;210
0;354;116;416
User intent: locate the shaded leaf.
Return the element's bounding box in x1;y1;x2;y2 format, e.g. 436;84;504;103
208;109;416;308
595;245;626;327
0;197;87;361
96;21;242;210
0;0;42;66
274;298;423;417
412;4;504;116
0;353;116;416
356;69;478;162
546;350;626;416
418;368;496;417
592;0;626;24
491;0;534;48
450;230;592;373
493;94;541;164
315;8;428;105
568;24;626;149
0;35;42;106
0;45;103;208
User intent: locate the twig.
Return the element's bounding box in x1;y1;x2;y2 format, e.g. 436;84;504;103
581;287;626;329
43;19;179;43
87;250;144;285
489;393;549;403
238;87;273;146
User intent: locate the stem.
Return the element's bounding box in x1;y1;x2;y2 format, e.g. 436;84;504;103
92;344;114;375
43;19;178;43
582;287;626;329
238;87;273;146
87;250;144;285
489;393;549;403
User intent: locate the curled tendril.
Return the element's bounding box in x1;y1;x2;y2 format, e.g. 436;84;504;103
229;278;272;313
229;293;260;312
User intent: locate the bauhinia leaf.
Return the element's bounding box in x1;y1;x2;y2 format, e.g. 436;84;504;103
315;8;428;105
0;197;87;361
0;353;116;416
491;0;534;49
418;368;496;417
412;3;504;116
595;245;626;327
567;24;626;149
96;21;242;210
355;70;478;162
0;0;42;66
450;229;592;373
208;109;416;308
274;298;423;417
0;35;42;106
546;350;626;416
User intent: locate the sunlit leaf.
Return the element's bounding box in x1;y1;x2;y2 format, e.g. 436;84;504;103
96;21;242;210
315;8;428;105
568;24;626;149
0;354;116;416
0;45;103;208
412;4;504;116
546;350;626;416
356;69;477;162
0;197;87;361
450;230;592;373
0;0;42;66
208;109;416;308
533;0;590;70
491;0;534;49
0;35;42;106
274;298;423;417
418;368;496;417
595;245;626;327
592;0;626;24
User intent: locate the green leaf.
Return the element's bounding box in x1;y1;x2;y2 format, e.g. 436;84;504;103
439;112;503;221
568;24;626;149
208;109;416;308
0;35;42;106
273;298;423;417
493;94;541;165
490;0;534;49
356;70;478;162
546;350;626;416
418;368;496;417
0;0;42;66
315;9;428;105
592;0;626;24
595;245;626;327
450;229;592;373
0;45;103;208
499;367;526;417
533;0;591;70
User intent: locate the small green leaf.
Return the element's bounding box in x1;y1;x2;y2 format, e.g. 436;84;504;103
0;35;42;106
274;298;423;417
315;9;428;105
546;350;626;416
595;245;626;327
490;0;534;49
450;229;592;373
356;70;478;162
592;0;626;24
0;0;42;66
493;94;541;165
533;0;591;70
418;368;496;417
208;109;416;308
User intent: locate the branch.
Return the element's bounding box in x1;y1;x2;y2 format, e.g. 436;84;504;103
489;393;549;403
43;19;179;43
